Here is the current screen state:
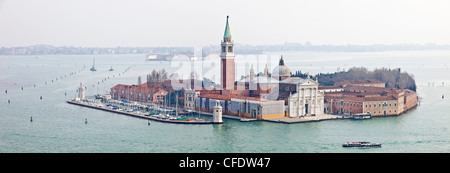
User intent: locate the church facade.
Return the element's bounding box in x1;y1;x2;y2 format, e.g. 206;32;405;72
287;78;325;117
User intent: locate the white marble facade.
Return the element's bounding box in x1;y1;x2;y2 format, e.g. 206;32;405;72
288;78;324;117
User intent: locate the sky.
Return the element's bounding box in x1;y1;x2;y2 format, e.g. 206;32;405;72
1;0;450;47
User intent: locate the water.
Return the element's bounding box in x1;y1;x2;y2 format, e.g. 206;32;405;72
1;51;450;153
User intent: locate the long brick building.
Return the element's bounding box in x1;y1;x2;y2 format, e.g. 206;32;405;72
322;82;418;116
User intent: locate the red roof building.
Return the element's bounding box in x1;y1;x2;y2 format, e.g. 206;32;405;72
323;84;417;116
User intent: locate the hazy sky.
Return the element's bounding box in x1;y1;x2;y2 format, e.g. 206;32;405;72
1;0;449;47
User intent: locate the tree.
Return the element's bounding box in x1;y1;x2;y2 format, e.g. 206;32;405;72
147;69;169;83
309;67;416;91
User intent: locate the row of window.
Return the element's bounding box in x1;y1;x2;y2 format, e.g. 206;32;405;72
332;101;397;108
339;109;397;114
371;110;397;114
365;103;396;108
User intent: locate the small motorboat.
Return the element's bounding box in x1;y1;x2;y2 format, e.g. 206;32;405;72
351;113;372;120
343;141;381;147
240;118;251;122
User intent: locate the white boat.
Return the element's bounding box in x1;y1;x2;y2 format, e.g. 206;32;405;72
90;59;97;71
240;118;251;122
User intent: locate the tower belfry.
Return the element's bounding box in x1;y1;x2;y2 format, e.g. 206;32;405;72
220;15;235;93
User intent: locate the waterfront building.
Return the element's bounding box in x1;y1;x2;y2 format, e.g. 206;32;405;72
110;82;170;104
287;77;325;117
195;93;285;119
323;83;418;116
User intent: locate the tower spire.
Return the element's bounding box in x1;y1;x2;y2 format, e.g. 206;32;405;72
224;15;232;42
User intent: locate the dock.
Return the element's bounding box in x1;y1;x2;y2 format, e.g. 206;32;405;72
67;99;221;125
263;114;344;124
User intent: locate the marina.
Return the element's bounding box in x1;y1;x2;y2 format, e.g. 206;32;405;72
67;96;362;124
67;98;222;124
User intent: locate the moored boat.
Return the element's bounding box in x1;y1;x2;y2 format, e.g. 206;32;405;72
343;141;381;147
240;118;251;122
351;112;372;120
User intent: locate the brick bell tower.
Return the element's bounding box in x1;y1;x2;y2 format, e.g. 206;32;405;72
220;16;235;94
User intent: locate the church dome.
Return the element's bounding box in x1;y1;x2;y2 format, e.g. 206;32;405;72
272;56;291;79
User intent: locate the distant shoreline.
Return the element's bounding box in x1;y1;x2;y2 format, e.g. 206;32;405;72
2;43;450;56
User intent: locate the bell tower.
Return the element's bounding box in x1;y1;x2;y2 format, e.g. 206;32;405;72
220;16;235;93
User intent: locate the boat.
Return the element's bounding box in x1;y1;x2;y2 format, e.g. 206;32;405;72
90;59;97;71
343;141;381;147
240;118;251;122
109;66;114;71
351;112;371;120
169;116;177;120
146;54;158;61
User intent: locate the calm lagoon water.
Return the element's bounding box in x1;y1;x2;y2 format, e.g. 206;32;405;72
1;50;450;153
